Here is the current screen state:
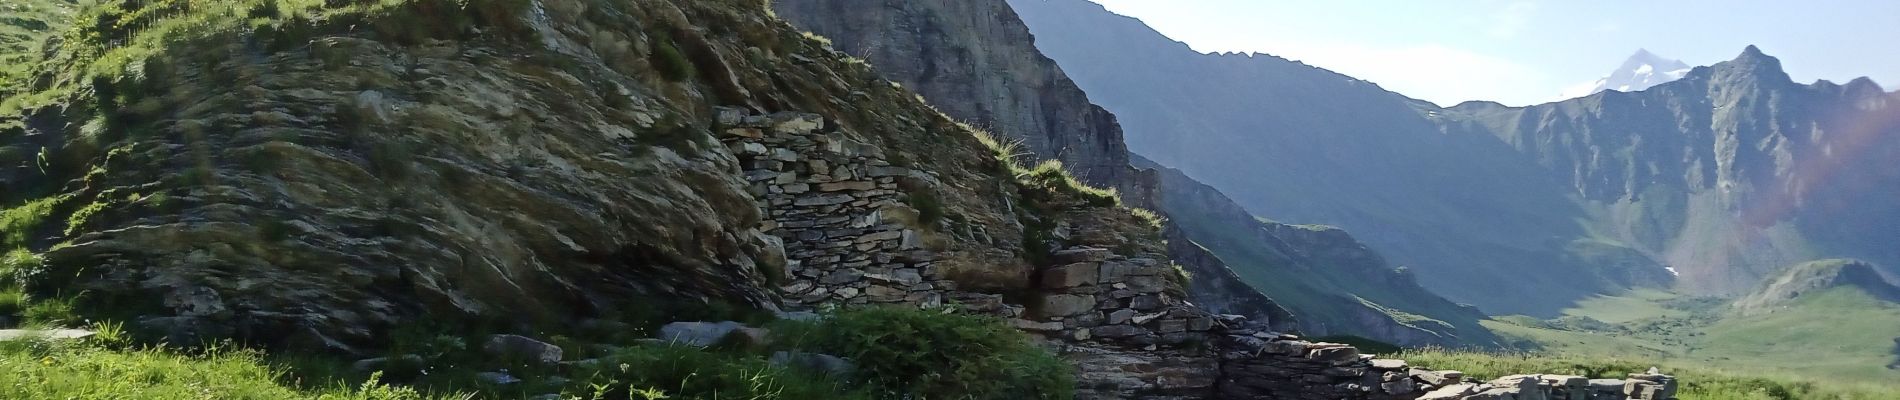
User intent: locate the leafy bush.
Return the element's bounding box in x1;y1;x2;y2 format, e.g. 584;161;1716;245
1;196;61;248
21;296;76;326
569;344;866;400
649;35;694;82
772;307;1075;400
0;289;23;323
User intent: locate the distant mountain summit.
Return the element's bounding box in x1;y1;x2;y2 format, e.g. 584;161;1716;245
1562;49;1693;98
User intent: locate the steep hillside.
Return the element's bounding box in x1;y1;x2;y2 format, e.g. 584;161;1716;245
770;0;1130;187
1137;155;1498;346
1732;259;1900;315
773;0;1318;334
1440;48;1900;295
0;0;1163;353
1008;0;1659;316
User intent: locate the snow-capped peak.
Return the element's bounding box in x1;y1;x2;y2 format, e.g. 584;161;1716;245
1559;49;1694;99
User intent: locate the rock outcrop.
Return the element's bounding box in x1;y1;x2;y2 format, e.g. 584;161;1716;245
772;0;1132;188
0;0;1067;352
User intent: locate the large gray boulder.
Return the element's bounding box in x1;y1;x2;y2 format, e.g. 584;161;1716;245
769;351;855;377
482;334;563;364
658;321;769;348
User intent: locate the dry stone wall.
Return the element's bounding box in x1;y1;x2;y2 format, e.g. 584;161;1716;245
715;108;992;313
715;109;1683;400
1213;324;1681;400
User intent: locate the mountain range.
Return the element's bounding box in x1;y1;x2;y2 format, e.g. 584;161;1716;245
1011;0;1900;315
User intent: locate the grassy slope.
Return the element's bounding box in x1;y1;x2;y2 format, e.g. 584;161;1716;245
1694;288;1900;381
1489;286;1900;386
1561;288;1688;324
0;339;442;399
1402;348;1900;400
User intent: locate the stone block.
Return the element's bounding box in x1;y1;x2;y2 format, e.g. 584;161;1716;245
1041;262;1101;288
1098;261;1137;282
1126;275;1168;293
1054;248;1113;263
1130;294;1164;310
794;193;855;206
1092;324;1145;338
818;181;875;191
1035;294;1096;317
1010;319;1064;332
1418;383;1480;400
1307;346;1360;363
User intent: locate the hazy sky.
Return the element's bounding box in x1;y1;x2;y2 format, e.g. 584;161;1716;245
1084;0;1900;106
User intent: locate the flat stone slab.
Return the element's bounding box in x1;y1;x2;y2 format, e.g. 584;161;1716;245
0;329;96;341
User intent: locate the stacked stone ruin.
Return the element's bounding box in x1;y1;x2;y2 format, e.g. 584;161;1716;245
1213;329;1681;400
717;109;1683;400
718;109;1017;317
1015;245;1219;345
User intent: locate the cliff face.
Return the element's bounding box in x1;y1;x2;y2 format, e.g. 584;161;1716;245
771;0;1131;188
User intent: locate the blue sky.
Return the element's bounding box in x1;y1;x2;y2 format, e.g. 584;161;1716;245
1085;0;1900;106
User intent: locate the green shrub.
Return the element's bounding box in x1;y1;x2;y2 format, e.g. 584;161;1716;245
63;200;110;236
1;196;62;248
1;248;40;284
0;289;23;322
649;35;694;82
904;191;946;227
22;296;76;326
772;307;1075;399
569;344;865;400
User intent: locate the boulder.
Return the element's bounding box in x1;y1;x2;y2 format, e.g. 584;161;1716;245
769;351;854;377
476;371;521;385
658;321;769;348
351;354;427;373
1035;294;1096;317
482;334;563;364
1418;383;1481;400
1010;319;1064;332
1053;248;1113;263
1041;262;1101;288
